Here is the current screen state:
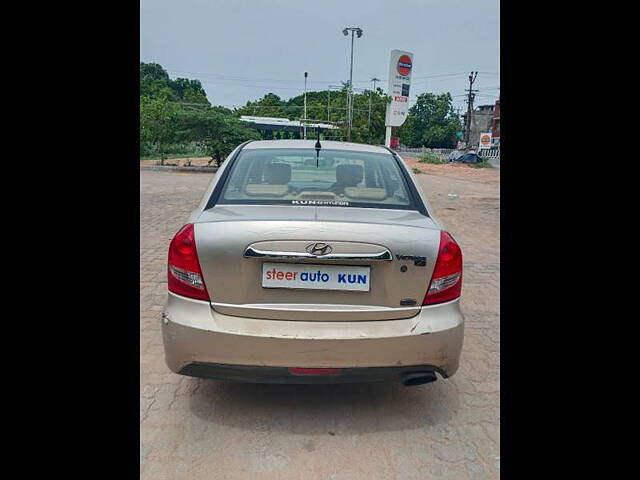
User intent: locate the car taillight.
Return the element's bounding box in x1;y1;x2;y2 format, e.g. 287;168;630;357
167;223;210;301
423;231;462;305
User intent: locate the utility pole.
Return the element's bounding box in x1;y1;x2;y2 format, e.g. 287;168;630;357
464;71;478;147
327;85;341;124
343;27;363;142
303;72;308;139
368;77;380;130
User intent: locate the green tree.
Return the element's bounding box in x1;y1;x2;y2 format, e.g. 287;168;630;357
170;78;210;105
140;78;174;101
140;63;173;99
236;93;285;118
400;92;461;148
140;63;210;104
349;87;390;144
176;108;260;166
140;62;170;83
140;97;179;164
235;86;390;144
397;114;416;147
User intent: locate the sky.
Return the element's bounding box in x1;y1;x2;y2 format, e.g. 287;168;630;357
140;0;499;113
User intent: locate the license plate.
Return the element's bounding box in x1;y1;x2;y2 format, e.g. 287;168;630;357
262;262;370;292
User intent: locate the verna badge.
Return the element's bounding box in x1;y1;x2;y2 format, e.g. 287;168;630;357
306;242;333;256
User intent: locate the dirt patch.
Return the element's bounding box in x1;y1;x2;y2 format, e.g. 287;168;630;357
403;156;499;180
140;157;212;167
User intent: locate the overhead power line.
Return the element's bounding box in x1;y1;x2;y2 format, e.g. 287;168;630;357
208;104;377;113
167;69;342;85
158;67;499;108
198;79;308;90
166;68;489;87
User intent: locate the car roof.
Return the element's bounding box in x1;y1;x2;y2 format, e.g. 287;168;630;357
243;139;391;155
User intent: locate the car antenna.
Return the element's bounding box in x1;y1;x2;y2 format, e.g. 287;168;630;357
314;126;321;167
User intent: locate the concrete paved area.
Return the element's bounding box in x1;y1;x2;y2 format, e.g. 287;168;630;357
140;165;500;479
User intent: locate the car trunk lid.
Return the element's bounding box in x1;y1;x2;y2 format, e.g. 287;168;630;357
195;205;441;321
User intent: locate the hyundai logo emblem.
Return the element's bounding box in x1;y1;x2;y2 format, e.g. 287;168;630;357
306;242;333;256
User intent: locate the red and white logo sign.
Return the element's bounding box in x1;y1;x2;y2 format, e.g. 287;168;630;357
397;55;412;76
386;50;413;128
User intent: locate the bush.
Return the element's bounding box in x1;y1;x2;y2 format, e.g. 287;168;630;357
418;148;443;164
412;167;422;174
140;141;154;157
168;142;203;155
139;141;205;160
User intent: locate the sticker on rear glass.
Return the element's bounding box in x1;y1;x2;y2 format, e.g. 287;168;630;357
291;200;349;206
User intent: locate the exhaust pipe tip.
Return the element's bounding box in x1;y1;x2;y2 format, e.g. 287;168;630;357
402;371;438;386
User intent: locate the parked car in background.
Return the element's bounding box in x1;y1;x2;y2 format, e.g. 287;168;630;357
457;152;483;163
447;150;464;163
162;139;464;386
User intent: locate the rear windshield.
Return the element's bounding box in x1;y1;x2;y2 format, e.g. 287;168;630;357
217;148;414;209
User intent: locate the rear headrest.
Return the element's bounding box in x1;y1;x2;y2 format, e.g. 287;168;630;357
263;162;291;184
335;164;363;187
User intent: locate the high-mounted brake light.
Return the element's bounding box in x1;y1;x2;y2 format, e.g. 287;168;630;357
423;231;463;305
167;223;210;301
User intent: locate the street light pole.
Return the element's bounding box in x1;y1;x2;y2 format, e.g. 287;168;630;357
348;31;354;140
304;71;308;140
343;27;363;142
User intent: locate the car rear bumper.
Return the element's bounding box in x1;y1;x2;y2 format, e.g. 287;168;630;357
178;362;446;385
161;292;464;381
